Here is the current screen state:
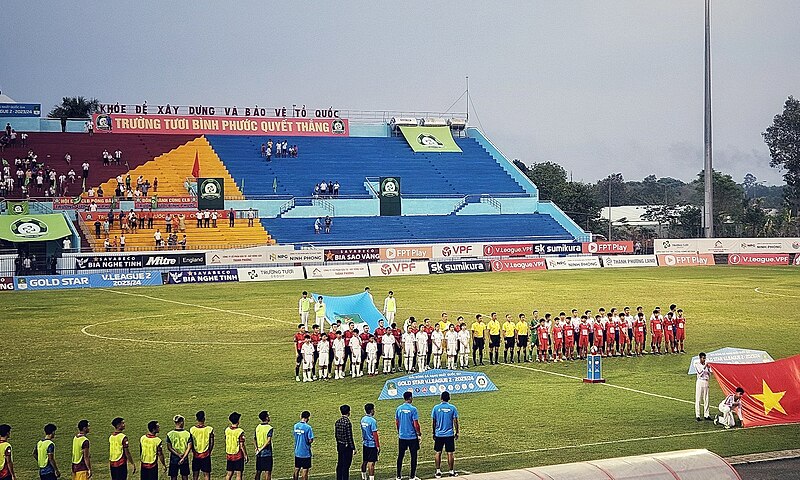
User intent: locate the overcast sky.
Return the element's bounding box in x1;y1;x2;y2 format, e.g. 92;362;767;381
3;0;798;185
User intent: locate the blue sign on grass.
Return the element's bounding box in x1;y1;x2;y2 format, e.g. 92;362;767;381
378;369;497;400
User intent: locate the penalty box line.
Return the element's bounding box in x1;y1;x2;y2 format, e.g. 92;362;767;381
275;424;788;480
97;288;296;325
503;362;694;405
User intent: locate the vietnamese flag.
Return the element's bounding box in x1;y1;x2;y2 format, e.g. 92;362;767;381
710;354;800;427
191;151;200;178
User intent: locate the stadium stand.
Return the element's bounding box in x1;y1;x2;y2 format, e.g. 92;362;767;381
205;135;528;197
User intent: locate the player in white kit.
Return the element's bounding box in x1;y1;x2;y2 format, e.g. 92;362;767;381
333;332;346;379
366;336;379;376
402;329;416;373
349;329;363;377
301;336;315;382
431;324;444;369
415;328;429;372
317;335;330;380
457;321;471;369
382;331;395;374
444;324;459;370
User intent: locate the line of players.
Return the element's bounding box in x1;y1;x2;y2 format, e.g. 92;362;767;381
294;305;687;381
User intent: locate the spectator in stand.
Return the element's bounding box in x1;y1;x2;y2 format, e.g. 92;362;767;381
171;214;179;233
139;210;146;229
165;213;173;233
154;229;162;249
324;216;332;234
313;184;320;198
102;149;110;165
229;208;235;227
87;120;94;135
114;149;122;165
203;209;210;228
20;132;27;147
211;210;218;228
64;153;71;165
82;162;89;180
319;181;328;198
107;210;115;228
196;210;203;228
247;208;255;227
147;210;154;229
180;234;187;250
153;177;158;192
178;213;186;232
314;218;321;235
333;181;340;197
104;236;111;252
125;174;131;191
261;143;267;158
282;140;288;157
120;234;126;252
275;141;282;158
68;169;76;183
94;220;102;238
97;185;104;197
5;123;11;137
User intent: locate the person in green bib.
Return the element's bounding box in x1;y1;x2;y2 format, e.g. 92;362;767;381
190;411;214;480
72;420;92;480
253;411;273;480
33;424;60;480
109;417;135;480
224;412;247;480
298;291;313;327
139;421;166;480
0;424;15;480
166;416;192;480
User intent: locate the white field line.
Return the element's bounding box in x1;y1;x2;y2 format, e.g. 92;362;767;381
503;362;694;405
755;287;800;299
81;316;285;346
274;423;790;480
96;288;295;324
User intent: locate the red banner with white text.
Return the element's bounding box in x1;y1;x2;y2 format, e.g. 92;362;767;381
92;114;349;137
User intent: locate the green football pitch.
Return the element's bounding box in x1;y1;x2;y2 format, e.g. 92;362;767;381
2;266;799;479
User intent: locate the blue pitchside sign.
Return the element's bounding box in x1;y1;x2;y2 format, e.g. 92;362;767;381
378;369;498;400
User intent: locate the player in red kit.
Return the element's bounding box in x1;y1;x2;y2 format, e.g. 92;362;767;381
391;322;402;372
675;309;686;353
374;319;386;359
294;324;307;382
633;312;646;356
563;318;575;360
552;321;564;362
360;326;371;370
593;316;605;356
310;324;322;379
617;316;630;356
650;310;663;354
578;316;590;359
605;313;616;357
536;319;550;362
663;312;676;354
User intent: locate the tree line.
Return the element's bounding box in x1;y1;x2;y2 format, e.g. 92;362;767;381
513;96;800;239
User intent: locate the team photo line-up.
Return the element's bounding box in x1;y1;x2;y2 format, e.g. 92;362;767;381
0;390;464;480
296;291;689;382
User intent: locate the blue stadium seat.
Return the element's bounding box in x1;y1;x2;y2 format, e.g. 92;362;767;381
261;214;572;245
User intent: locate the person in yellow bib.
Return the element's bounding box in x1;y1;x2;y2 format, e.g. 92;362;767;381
486;312;501;365
502;314;517;363
0;424;16;480
139;421;166;480
314;297;327;328
298;291;313;327
515;313;530;363
33;423;60;480
253;411;273;480
438;312;451;333
383;291;397;324
166;416;192;480
224;412;247;480
190;411;213;480
109;417;135;480
71;420;92;480
470;314;487;366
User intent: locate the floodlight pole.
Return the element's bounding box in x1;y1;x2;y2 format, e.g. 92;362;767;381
608;179;612;241
703;0;714;238
465;76;470;123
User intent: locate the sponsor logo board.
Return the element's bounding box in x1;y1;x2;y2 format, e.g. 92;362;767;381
727;253;790;266
545;256;601;270
532;242;583;255
489;258;547;272
432;243;484;258
14;272;162;290
482;243;534;257
368;261;429;277
657;253;715;267
324;248;380;262
655;238;800;254
428;260;490;274
238;266;305;282
167;269;239;284
205;246;296;265
583;241;634;254
305;264;370;279
600;255;658;268
267;250;325;263
379;246;433;261
0;277;15;291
